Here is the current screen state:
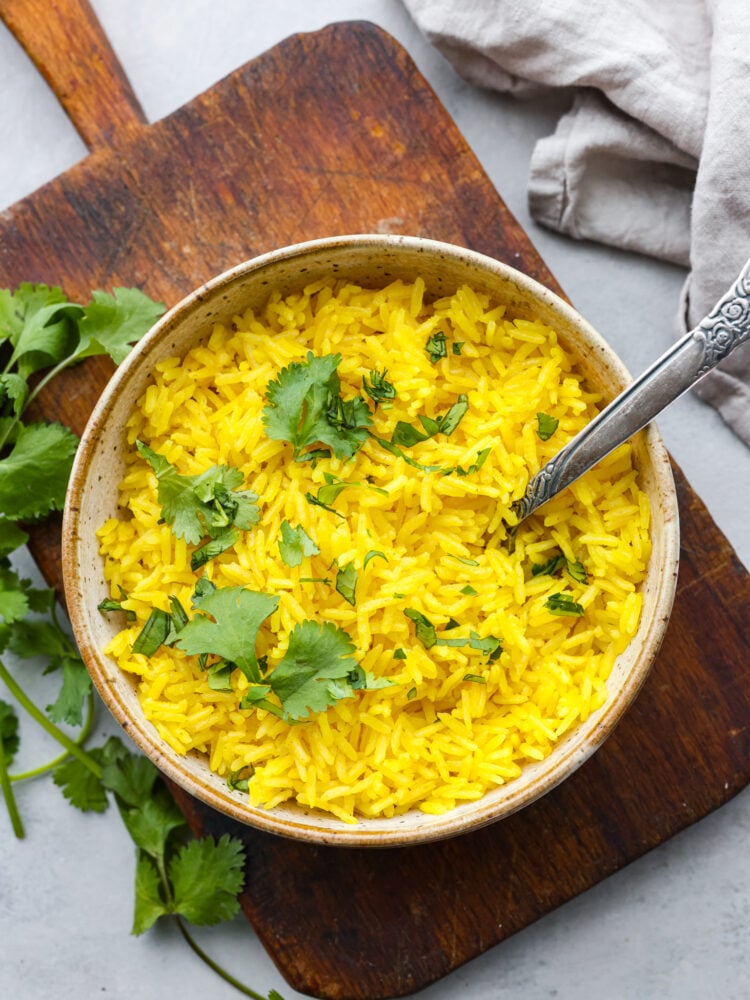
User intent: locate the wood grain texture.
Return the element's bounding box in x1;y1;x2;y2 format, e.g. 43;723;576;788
0;15;747;1000
0;0;146;148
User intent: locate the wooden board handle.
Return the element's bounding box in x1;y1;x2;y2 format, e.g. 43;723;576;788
0;0;146;150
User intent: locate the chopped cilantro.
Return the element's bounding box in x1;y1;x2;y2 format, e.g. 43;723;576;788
460;585;478;596
304;491;345;518
390;395;469;449
544;593;585;616
335;562;358;606
406;686;417;700
278;520;319;567
363;549;388;569
469;631;503;660
425;331;447;364
132;608;173;657
532;554;566;577
393;648;407;660
532;552;588;585
404;608;437;649
567;559;588;584
136;442;259;567
536;412;559;441
262;351;371;460
463;673;487;684
227;765;254;793
363;368;397;407
452;342;464;355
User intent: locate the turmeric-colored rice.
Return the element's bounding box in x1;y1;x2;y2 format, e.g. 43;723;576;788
98;277;651;823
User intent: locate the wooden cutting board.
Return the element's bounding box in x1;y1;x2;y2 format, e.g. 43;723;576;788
1;2;748;998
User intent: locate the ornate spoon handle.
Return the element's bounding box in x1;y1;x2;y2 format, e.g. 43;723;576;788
513;258;750;521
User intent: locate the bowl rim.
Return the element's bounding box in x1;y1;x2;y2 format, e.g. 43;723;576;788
62;234;680;847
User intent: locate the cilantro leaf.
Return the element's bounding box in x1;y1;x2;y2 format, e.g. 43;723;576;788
0;700;20;765
463;673;486;684
567;559;588;584
335;562;357;606
0;518;28;558
0;374;29;417
262;352;372;460
132;608;173;656
176;585;279;683
425;331;447;364
262;620;360;721
53;742;120;813
46;654;92;727
536;412;559;441
390;395;468;449
532;554;566;577
168;834;245;926
75;288;165;365
460;585;478;596
544;593;585;616
137;442;260;554
404;608;438;649
0;422;78;520
0;564;29;624
363;549;388;569
278;520;319;567
469;631;502;660
0;284;81;377
363;368;396;407
132;853;168;935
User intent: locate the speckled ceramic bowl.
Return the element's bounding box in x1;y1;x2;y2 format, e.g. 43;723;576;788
62;235;679;847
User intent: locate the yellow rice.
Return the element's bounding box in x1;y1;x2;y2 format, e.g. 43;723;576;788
98;277;651;823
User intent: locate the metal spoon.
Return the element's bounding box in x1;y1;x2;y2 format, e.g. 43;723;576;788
512;258;750;522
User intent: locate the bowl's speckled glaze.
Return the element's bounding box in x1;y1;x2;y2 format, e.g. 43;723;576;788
62;235;679;847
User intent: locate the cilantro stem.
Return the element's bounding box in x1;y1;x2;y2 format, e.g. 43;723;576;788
0;729;24;838
0;660;101;779
10;692;95;783
173;916;278;1000
0;350;80;453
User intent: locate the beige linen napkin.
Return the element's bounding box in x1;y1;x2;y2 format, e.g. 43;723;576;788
404;0;750;444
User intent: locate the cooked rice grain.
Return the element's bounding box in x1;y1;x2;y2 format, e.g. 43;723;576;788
98;278;651;823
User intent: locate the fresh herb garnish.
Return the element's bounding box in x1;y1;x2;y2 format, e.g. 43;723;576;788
425;331;447;364
544;593;585;616
0;281;281;998
278;520;319;567
335;561;358;606
404;608;438;649
363;368;397;407
136;442;260;570
460;585;478;596
532;552;588;584
240;619;388;721
463;673;487;684
536;412;559;441
393;648;407;660
363;549;388;569
262;351;372;461
452;342;464;356
227;764;255;793
97;585;136;620
390;395;469;448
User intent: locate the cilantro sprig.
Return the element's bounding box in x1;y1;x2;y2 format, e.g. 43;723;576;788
262;351;372;461
133;581;388;722
0;284;164;519
0;281;286;999
136;442;260;569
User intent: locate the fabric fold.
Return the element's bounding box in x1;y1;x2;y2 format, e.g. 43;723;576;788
404;0;750;445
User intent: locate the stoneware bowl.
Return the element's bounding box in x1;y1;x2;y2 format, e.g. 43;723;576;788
63;235;680;847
